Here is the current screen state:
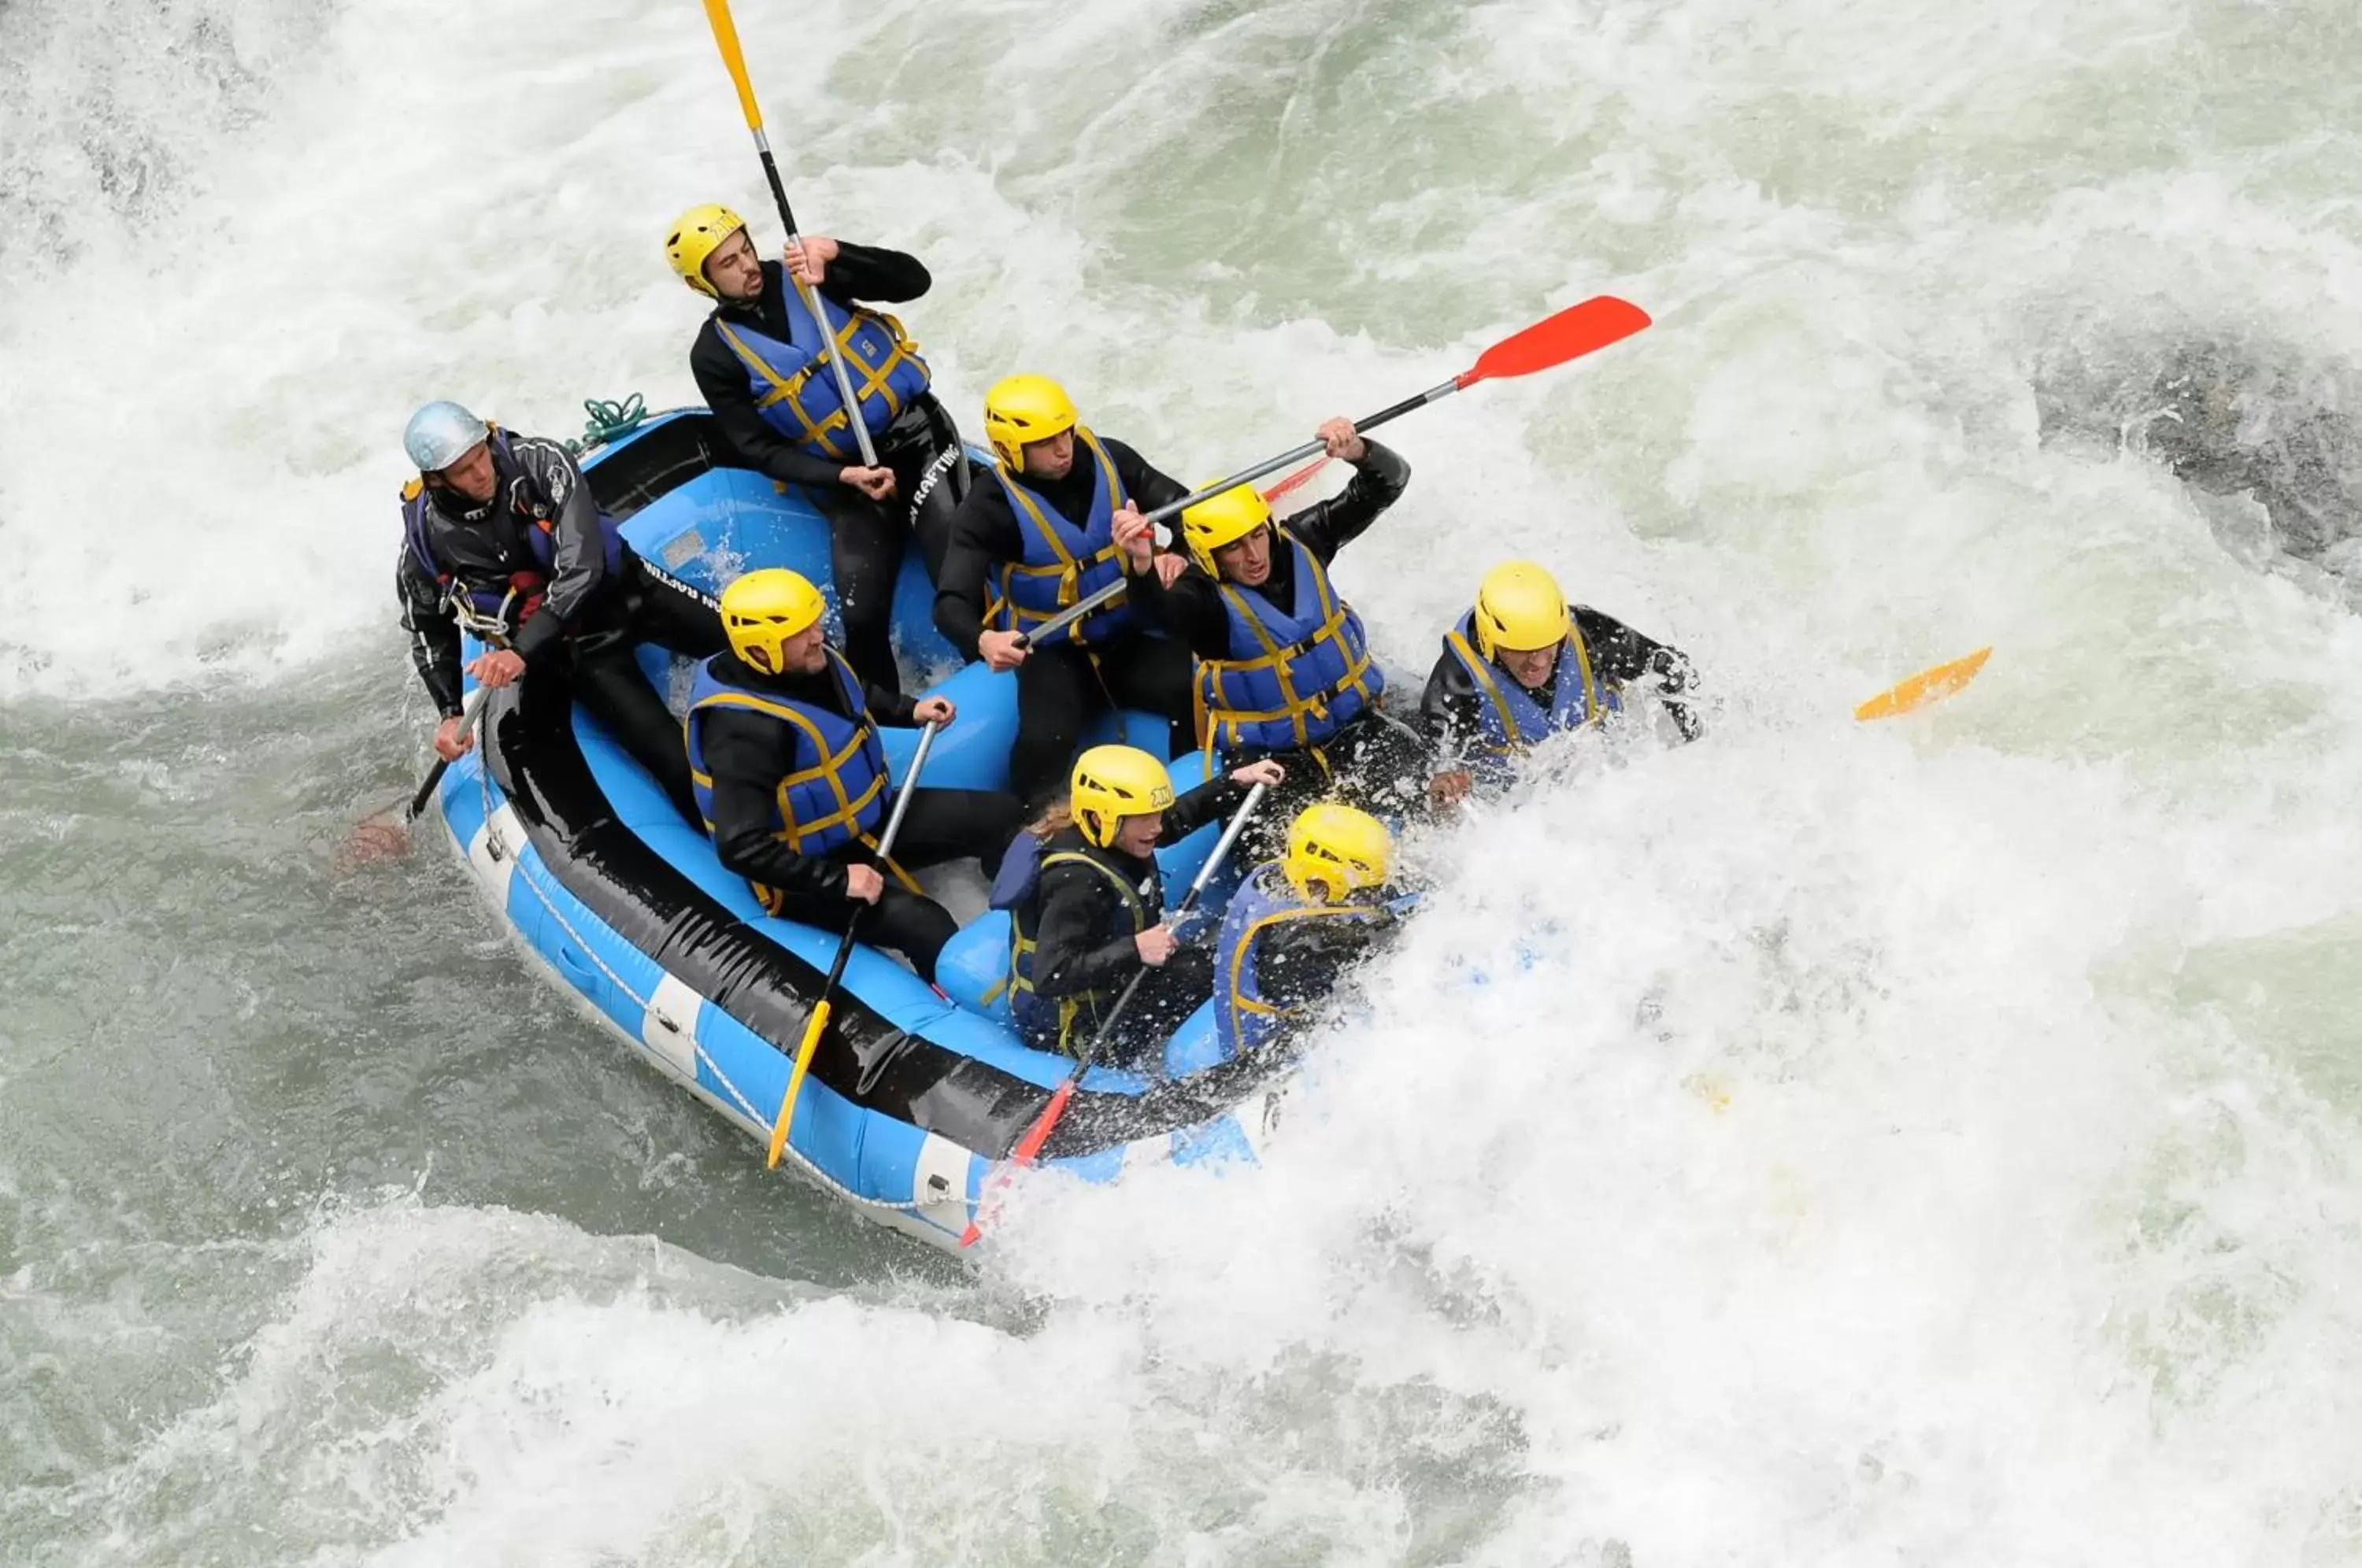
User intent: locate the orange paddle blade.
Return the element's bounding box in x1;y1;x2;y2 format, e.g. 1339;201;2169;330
1855;647;1992;721
1460;296;1652;388
1261;457;1330;502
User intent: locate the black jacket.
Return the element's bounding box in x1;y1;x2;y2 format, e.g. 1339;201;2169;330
1131;439;1411;660
1419;605;1699;758
1029;775;1248;999
394;431;616;716
697;649;920;900
934;437;1190;660
687;247;933;491
1246;906;1400;1013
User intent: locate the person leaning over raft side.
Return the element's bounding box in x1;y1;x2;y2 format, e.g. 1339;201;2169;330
1127;417;1423;823
395;400;727;821
1212;802;1404;1064
933;374;1199;812
669;204;968;701
1420;560;1699;808
1000;745;1284;1065
685;569;1024;986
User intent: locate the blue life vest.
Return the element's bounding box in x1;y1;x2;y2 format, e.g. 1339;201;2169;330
1442;609;1618;773
712;285;930;463
988;428;1135;646
399;430;625;643
1196;530;1383;755
1212;860;1385;1063
683;651;890;914
1004;830;1158;1052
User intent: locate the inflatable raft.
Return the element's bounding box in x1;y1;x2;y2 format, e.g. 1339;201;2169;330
427;407;1290;1252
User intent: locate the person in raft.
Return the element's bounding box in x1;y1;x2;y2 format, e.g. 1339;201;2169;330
670;203;968;701
994;744;1283;1063
684;568;1022;985
932;373;1198;812
1419;559;1699;808
1210;801;1405;1063
394;399;726;820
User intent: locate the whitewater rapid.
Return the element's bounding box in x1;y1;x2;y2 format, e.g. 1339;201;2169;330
8;0;2362;1561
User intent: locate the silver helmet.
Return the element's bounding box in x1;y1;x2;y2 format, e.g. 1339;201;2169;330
402;400;490;472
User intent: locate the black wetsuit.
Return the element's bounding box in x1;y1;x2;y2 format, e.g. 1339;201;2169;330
396;431;726;821
694;649;1023;983
1418;606;1700;767
1130;439;1423;829
689;249;969;700
936;438;1196;811
1021;774;1250;1064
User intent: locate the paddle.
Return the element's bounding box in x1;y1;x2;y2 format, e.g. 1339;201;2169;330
957;780;1271;1247
1004;298;1649;653
1854;647;1991;721
698;0;879;471
765;719;942;1170
339;687;491;867
405;686;491;821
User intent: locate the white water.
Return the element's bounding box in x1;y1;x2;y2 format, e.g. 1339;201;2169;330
9;0;2362;1561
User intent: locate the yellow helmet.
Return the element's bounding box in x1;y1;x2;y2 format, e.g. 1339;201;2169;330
982;374;1079;471
1179;482;1272;575
1070;745;1175;849
665;202;748;299
720;568;826;675
1471;560;1572;660
1283;803;1393;903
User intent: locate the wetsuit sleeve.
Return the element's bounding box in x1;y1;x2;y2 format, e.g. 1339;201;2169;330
1574;606;1701;741
934;486;1023;660
864;682;921;727
1031;862;1146;997
688;284;853;494
1101;438;1191;520
1287;439;1411;564
1127;564;1232;660
1418;649;1486;763
1253;916;1394;1010
813;242;930;305
1162;775;1251;842
508;437;613;664
699;708;852;900
397;539;465;718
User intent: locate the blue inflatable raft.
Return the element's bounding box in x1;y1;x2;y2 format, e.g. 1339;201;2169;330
428;408;1285;1252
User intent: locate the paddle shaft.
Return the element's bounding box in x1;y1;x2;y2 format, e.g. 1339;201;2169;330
817;719;939;994
765;719;939;1168
699;0;878;468
1002;781;1270;1170
405;686;489;821
1008;388;1446;652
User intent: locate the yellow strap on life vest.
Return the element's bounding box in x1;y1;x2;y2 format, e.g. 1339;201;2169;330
993;429;1131;642
1005;848;1150;1052
715;309;926;462
1446;625;1607;756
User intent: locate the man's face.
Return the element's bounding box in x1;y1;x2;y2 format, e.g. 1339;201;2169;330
783;622;828;675
431;441;497;506
702;228;763;301
1214;524;1273;587
1499;643;1560;690
1021;430;1075;480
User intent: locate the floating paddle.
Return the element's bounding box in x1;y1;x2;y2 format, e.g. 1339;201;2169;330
698;0;879;470
958;781;1271;1247
765;719;942;1170
1854;647;1992;721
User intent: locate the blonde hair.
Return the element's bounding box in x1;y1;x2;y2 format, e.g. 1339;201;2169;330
1027;801;1074;838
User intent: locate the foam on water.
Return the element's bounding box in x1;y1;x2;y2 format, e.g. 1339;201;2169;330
10;0;2362;1560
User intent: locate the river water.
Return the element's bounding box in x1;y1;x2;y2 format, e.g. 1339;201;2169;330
7;0;2362;1561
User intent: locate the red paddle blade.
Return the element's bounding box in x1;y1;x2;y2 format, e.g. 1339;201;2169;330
1458;295;1652;389
1261;456;1331;504
1009;1081;1077;1167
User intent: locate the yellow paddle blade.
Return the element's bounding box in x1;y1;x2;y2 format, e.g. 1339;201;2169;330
1855;646;1992;722
701;0;766;132
766;1000;830;1169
